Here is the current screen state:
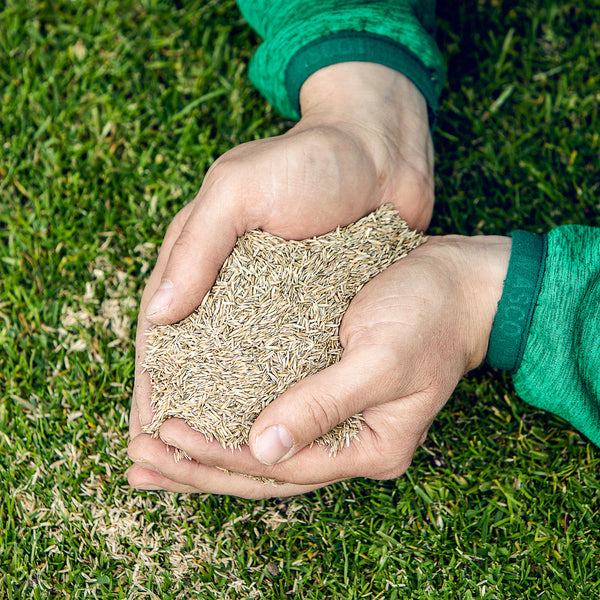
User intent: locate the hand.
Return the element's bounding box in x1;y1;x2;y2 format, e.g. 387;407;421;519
129;63;434;467
128;235;511;498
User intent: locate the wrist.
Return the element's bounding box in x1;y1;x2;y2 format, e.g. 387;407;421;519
469;236;513;369
427;235;512;371
295;62;434;230
298;63;430;156
299;62;428;126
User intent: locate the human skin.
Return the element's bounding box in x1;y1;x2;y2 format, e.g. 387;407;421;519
129;62;454;495
128;235;511;498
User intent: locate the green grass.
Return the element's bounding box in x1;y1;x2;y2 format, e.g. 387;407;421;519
1;0;599;598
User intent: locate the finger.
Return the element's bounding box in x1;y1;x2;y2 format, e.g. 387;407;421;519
133;312;155;427
128;399;143;441
127;463;203;493
247;346;406;466
128;435;332;499
144;193;245;325
157;396;429;485
133;306;157;428
133;204;195;426
159;417;370;484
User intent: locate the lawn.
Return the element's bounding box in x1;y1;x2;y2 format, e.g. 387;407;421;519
1;0;599;598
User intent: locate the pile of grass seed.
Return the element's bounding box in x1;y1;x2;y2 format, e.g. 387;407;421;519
143;205;425;454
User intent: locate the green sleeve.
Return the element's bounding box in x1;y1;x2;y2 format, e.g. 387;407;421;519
236;0;445;127
487;226;600;446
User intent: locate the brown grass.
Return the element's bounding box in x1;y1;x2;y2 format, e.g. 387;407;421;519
143;205;425;454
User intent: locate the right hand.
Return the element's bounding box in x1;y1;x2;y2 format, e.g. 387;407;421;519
129;62;435;482
128;234;511;498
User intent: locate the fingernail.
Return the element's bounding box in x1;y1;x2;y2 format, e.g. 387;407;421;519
254;425;294;465
137;484;164;491
146;280;173;318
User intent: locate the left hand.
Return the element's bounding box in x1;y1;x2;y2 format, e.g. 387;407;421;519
128;235;511;498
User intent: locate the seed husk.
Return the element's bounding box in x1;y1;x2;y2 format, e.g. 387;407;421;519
143;205;426;456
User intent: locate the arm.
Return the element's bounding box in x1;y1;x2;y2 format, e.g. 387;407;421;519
143;0;445;325
128;235;512;497
237;0;445;127
129;225;600;497
487;226;600;445
129;1;442;483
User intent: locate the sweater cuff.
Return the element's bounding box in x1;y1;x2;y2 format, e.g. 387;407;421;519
486;230;548;372
238;1;445;123
286;31;440;129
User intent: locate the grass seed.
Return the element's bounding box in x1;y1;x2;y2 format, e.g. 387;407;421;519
143;205;426;455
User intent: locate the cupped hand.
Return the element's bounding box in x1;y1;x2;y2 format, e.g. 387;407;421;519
130;64;433;443
128;235;511;498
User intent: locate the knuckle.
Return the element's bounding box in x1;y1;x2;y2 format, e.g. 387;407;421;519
126;439;146;464
339;319;369;347
415;168;434;199
203;158;244;200
203;158;230;186
409;170;434;223
241;486;286;501
386;167;434;229
373;455;414;480
299;390;344;440
201;159;257;228
163;209;188;246
339;305;386;346
370;458;412;481
362;440;416;481
171;226;196;253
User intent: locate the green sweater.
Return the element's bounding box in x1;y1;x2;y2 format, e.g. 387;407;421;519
236;1;600;447
237;0;445;127
487;227;600;446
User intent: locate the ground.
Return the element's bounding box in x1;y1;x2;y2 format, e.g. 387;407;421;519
1;0;599;598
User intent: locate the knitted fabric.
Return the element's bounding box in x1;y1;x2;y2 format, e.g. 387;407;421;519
237;0;445;125
511;226;600;446
486;230;547;372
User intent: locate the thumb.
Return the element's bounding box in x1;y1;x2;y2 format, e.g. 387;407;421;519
145;198;242;325
249;348;402;465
